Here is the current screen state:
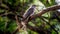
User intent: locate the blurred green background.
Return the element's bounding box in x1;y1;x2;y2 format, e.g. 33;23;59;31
0;0;60;34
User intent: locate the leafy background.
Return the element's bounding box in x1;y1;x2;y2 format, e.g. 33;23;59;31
0;0;60;34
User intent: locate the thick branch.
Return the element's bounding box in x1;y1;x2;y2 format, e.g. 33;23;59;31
30;5;60;20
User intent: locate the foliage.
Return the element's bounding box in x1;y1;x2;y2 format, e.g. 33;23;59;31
0;0;60;34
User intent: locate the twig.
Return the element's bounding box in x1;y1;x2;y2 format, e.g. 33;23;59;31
0;6;8;10
40;17;58;34
27;25;46;34
13;15;21;34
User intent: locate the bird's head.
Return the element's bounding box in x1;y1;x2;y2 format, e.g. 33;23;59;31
31;5;37;8
32;5;36;7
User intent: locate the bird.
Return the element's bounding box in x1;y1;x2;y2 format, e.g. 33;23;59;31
23;5;36;20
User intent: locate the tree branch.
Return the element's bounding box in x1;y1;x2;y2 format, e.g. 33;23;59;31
27;25;48;34
0;6;8;10
40;17;58;34
30;5;60;20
